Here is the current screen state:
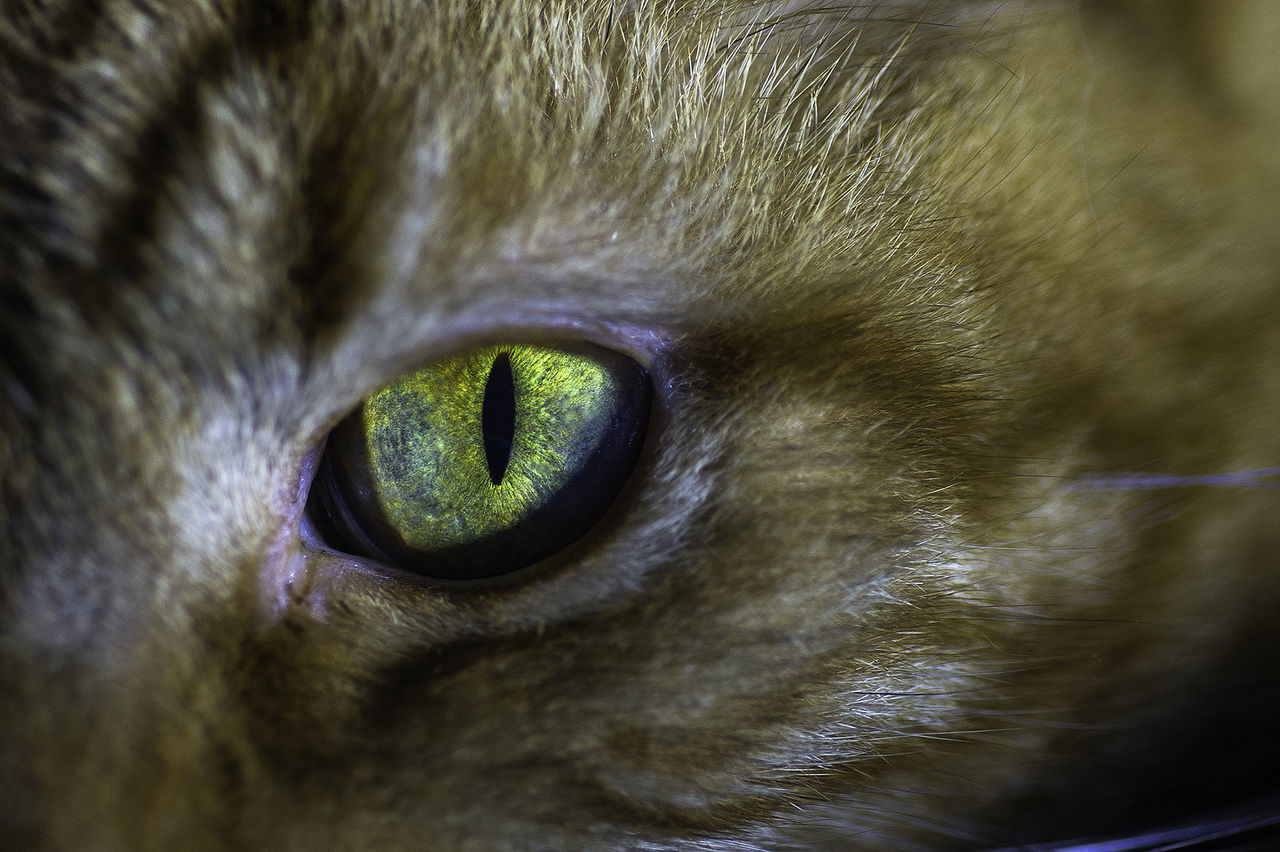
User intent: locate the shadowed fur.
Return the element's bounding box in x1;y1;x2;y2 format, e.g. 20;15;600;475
1;1;1278;849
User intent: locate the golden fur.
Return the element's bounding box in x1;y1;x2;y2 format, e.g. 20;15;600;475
1;1;1277;848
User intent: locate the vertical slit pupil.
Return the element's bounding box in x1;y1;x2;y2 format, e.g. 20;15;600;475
482;352;516;485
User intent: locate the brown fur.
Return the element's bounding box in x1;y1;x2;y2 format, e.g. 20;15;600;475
1;1;1278;848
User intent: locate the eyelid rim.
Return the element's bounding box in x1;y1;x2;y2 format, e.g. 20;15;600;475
299;336;661;588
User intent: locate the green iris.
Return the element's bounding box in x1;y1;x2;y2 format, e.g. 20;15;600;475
309;342;651;580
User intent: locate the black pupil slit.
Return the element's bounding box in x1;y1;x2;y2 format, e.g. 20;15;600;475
481;352;516;485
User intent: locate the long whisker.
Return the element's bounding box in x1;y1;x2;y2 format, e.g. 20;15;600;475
1076;467;1280;491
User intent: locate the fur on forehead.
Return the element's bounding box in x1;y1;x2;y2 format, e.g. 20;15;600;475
0;0;1022;429
0;0;1000;314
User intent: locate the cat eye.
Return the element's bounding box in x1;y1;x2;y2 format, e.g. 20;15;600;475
306;342;651;581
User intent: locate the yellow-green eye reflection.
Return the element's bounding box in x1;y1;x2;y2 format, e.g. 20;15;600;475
308;342;651;581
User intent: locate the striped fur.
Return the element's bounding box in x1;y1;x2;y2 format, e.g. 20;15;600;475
1;2;1278;848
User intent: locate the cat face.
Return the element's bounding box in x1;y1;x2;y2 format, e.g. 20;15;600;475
2;1;1278;848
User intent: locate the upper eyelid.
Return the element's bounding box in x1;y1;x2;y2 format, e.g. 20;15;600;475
308;323;673;433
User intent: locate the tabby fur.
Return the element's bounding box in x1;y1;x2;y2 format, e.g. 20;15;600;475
1;1;1278;849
